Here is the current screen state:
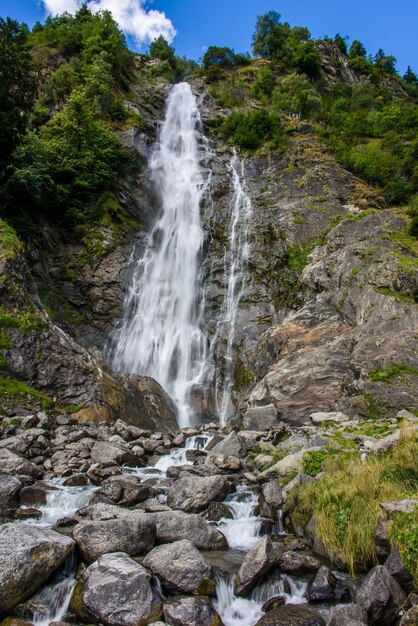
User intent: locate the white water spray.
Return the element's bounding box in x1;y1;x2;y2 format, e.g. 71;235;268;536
111;83;209;427
211;153;252;424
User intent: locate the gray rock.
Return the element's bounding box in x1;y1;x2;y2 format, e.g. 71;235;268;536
255;604;325;625
381;499;418;514
400;606;418;626
0;524;74;613
259;448;322;479
277;551;321;576
166;475;230;512
310;411;348;424
258;482;283;520
90;474;151;506
19;482;58;507
90;441;138;466
308;566;336;602
243;404;280;430
0;448;42;478
385;548;414;591
151;510;228;549
82;552;163;626
327;604;368;626
74;502;135;521
356;565;406;624
143;540;213;595
207;454;241;471
234;536;277;596
207;502;233;522
0;473;22;508
209;431;246;458
163;596;224;626
73;514;155;562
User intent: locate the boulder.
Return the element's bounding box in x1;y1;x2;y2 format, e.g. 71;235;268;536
0;474;22;508
19;482;58;507
166;475;230;513
0;524;74;613
356;565;406;624
259;448;322;479
81;552;163;626
89;475;151;506
234;536;277;596
163;596;224;626
277;552;321;576
327;604;368;626
308;566;336;602
207;502;233;522
310;411;348;424
151;510;228;550
243;404;280;430
258;482;283;520
381;500;418;514
74;502;134;521
73;514;155;562
90;441;138;466
143;540;213;595
255;605;325;625
209;432;246;458
207;455;241;471
384;548;414;591
0;449;42;478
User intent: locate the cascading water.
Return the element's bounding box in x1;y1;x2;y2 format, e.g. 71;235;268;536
110;83;209;427
213;153;253;425
217;485;261;550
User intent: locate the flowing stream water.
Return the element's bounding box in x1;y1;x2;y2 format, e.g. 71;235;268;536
110;82;209;427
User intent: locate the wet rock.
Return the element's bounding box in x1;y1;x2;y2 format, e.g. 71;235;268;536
143;540;213;595
327;604;368;626
277;551;321;576
73;514;155;562
63;474;89;486
385;548;414;592
356;565;406;624
255;604;325;625
308;566;336;602
81;552;163;626
166;474;230;513
151;510;228;549
258;482;283;521
19;482;58;507
234;536;277;596
0;524;74;613
0;448;42;478
373;515;391;561
0;474;22;508
261;596;286;612
209;432;246;458
11;507;42;521
207;502;233;522
90;441;138;466
163;596;223;626
90;474;151;506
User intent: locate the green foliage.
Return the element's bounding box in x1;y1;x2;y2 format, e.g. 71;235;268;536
0;220;24;257
0;377;54;410
272;74;321;119
285;243;314;273
0;306;47;334
349;40;367;58
369;363;418;383
219;109;283;151
0;18;35;175
290;432;418;575
303;450;328;476
333;33;348;55
293;41;321;79
149;36;198;81
203;46;249;70
253;67;276;100
389;509;418;582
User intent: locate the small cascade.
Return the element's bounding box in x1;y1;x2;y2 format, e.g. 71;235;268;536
110;82;210;427
217;485;261;550
20;480;96;527
213;152;253;425
32;555;76;626
215;574;308;626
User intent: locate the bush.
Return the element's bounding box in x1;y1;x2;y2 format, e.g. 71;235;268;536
219;109;282;151
272;73;321;119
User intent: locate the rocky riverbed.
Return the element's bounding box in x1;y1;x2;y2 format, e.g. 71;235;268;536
0;409;416;626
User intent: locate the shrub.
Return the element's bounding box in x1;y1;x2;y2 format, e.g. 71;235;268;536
219;109;282;151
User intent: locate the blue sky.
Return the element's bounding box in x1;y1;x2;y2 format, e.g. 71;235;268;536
1;0;417;74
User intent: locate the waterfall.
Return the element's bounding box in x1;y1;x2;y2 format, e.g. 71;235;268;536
111;83;209;427
214;153;253;425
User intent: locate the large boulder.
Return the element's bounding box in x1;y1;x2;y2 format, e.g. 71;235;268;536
0;474;22;509
0;449;42;478
81;552;163;626
384;548;414;592
234;536;277;596
327;604;368;626
166;475;230;513
277;551;321;576
90;441;138;466
19;482;58;507
255;605;325;625
74;502;135;521
163;596;224;626
151;510;227;550
0;524;74;614
356;565;406;625
208;432;246;458
258;482;283;520
73;514;155;562
143;540;213;595
89;475;151;506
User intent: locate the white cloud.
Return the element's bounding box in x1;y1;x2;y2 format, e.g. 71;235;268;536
42;0;176;47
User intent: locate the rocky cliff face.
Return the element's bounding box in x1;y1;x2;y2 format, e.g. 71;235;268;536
1;67;417;429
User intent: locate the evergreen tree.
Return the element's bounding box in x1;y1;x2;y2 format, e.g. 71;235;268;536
349;40;367;58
